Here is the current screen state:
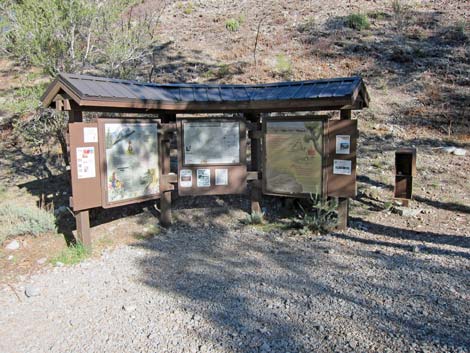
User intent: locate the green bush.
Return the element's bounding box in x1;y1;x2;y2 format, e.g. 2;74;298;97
51;243;90;265
225;18;240;32
297;17;316;33
274;54;293;79
243;212;264;225
297;195;338;233
4;83;46;115
0;203;56;243
346;13;371;30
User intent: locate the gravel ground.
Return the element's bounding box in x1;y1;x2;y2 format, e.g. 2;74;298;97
1;210;469;353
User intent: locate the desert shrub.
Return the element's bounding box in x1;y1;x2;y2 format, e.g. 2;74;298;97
51;243;90;265
367;11;389;20
0;202;56;243
225;18;240;32
4;83;47;116
346;13;370;31
183;3;194;15
0;0;159;78
297;17;316;33
392;0;403;16
297;195;338;233
274;54;292;79
243;212;264;225
13;109;69;166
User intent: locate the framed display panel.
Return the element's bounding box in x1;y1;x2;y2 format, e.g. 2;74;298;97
325;119;358;198
98;118;161;208
262;116;328;198
180;118;246;166
69;122;102;211
177;118;247;196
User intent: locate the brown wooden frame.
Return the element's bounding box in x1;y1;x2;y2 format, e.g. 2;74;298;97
97;118;162;208
261;115;329;198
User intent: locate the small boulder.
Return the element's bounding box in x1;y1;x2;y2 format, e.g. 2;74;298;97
260;342;271;352
122;305;136;312
25;285;41;297
37;257;48;265
442;146;456;154
5;240;20;251
453;148;466;156
393;207;422;217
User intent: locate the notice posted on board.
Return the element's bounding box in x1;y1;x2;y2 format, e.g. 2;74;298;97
76;147;96;179
333;159;352;175
197;169;211;187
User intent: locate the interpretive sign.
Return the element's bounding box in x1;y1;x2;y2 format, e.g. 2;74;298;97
177;118;247;196
98;119;160;207
263;117;325;196
183;121;240;165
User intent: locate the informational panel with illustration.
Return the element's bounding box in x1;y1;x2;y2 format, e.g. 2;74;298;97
99;120;160;207
263;118;324;196
183;121;240;165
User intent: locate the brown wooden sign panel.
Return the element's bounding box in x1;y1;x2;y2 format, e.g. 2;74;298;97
262;116;328;198
97;118;161;208
69;122;102;211
177;118;247;196
326;119;358;198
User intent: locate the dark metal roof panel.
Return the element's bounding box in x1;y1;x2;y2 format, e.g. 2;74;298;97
42;73;369;110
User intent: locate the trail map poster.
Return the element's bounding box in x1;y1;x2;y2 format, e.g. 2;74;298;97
183;121;240;165
104;123;159;203
264;120;323;195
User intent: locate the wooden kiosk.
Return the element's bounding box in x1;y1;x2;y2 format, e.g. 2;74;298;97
41;74;370;248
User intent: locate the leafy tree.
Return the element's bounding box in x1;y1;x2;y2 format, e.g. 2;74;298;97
0;0;159;77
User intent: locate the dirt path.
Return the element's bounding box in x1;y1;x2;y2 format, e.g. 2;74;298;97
1;212;469;353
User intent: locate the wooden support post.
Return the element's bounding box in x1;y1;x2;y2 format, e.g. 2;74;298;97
160;136;172;227
68;110;83;123
340;110;351;120
247;113;262;215
336;197;349;230
251;180;262;214
75;210;92;249
337;109;352;230
67;110;92;246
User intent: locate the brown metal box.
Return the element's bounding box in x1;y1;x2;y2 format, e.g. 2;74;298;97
394;148;416;199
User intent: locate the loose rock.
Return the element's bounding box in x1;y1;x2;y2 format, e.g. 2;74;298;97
5;240;20;251
25;285;41;297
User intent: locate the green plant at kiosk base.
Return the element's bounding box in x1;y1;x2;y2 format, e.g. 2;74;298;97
243;212;265;225
297;195;338;233
51;243;90;265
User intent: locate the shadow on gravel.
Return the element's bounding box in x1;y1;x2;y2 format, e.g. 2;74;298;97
337;220;470;259
133;212;470;352
357;175;470;215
